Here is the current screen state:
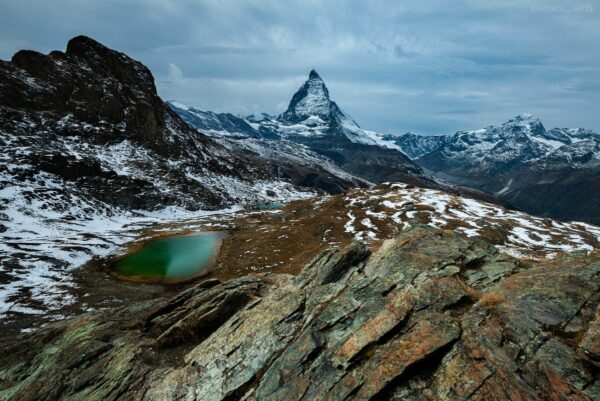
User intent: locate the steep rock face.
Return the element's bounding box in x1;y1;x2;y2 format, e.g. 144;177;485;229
278;69;352;126
397;114;600;224
2;226;598;400
5;36;165;145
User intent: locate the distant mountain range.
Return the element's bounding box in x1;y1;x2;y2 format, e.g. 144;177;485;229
169;69;435;188
389;114;600;224
170;77;600;225
2;34;598;247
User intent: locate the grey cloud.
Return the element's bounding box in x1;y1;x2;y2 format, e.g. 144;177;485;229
1;0;599;134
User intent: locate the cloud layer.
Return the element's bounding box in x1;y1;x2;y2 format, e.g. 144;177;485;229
1;0;599;134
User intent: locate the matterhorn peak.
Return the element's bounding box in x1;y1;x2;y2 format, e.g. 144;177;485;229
278;69;335;124
308;69;322;80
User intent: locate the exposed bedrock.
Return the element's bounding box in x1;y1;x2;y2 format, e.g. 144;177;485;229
1;226;599;400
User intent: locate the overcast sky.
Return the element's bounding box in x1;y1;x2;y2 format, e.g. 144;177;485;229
1;0;599;134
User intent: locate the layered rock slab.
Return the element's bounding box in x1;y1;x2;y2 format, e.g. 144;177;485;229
1;226;599;400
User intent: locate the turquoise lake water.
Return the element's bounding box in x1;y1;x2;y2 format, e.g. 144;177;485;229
112;232;223;280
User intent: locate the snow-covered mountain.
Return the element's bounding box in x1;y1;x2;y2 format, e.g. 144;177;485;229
390;114;600;224
417;114;599;173
382;132;447;159
394;114;600;171
274;69;402;147
278;69;347;124
169;70;435;188
166;101;370;194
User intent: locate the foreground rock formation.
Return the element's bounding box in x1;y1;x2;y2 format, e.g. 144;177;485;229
1;226;599;400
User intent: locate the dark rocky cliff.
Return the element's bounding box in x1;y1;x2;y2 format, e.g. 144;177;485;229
0;36;309;213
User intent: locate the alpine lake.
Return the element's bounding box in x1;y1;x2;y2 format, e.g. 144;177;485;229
111;232;226;283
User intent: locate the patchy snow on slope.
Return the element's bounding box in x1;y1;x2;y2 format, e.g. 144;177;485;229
1;178;315;321
342;124;400;149
530;136;566;150
0;169;246;319
344;211;357;235
209;136;370;188
338;183;600;258
0;121;318;320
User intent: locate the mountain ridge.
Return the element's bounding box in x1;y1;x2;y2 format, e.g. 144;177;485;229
386;113;600;224
169;70;439;189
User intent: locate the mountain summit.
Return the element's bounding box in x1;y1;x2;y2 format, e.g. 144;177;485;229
308;68;321;79
278;70;357;127
490;113;546;137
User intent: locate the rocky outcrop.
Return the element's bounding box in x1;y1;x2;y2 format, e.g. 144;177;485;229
0;36;309;214
1;226;599;400
3;35;191;153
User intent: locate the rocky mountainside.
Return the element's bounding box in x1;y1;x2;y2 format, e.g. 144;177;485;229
388;114;600;224
167;101;370;194
0;36;320;317
4;180;599;323
169;70;436;187
1;225;599;401
0;36;312;214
